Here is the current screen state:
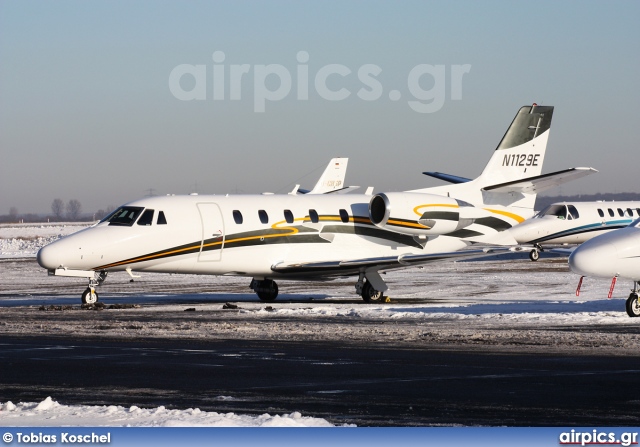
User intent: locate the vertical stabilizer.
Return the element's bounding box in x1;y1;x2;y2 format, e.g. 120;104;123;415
307;158;349;194
477;104;553;187
410;104;554;214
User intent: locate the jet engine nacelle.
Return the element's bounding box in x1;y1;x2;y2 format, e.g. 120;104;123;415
369;192;488;236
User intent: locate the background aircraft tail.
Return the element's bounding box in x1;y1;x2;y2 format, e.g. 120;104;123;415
307;158;349;194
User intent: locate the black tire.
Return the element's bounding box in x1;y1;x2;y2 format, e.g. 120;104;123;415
361;281;384;303
81;288;98;305
256;280;278;301
529;250;539;262
626;293;640;317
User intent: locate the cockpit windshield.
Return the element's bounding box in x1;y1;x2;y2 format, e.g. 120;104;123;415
536;204;579;220
104;206;144;226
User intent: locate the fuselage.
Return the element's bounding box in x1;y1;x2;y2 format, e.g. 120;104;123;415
507;201;640;246
569;219;640;281
37;193;528;280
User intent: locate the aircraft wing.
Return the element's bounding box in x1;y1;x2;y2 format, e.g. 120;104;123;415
482;167;597;194
271;247;509;275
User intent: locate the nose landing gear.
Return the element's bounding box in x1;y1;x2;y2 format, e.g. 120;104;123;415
81;271;107;305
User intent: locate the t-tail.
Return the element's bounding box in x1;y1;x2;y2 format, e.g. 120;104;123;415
414;104;595;216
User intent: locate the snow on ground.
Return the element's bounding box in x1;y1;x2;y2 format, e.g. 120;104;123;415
0;397;336;427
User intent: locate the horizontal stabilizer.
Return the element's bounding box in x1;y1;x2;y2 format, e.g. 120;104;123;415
423;171;471;184
324;186;360;194
482;167;597;194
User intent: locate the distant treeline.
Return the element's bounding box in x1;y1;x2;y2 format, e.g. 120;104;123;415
0;214;96;224
536;193;640;211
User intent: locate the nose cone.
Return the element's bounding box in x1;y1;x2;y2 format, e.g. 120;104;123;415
569;241;617;278
37;241;61;270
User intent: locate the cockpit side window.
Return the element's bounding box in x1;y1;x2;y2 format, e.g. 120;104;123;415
107;207;144;226
157;211;167;225
567;205;579;220
137;209;155;226
540;204;567;219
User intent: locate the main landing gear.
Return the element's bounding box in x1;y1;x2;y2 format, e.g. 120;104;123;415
355;273;386;303
249;275;388;303
250;279;279;301
626;281;640;318
360;281;384;302
81;271;107;305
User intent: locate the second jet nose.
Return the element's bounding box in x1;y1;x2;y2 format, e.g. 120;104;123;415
569;241;618;278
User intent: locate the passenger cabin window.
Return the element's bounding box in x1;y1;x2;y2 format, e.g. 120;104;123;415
106;206;144;226
608;209;615;217
339;209;349;223
618;208;624;217
597;209;604;218
258;210;269;224
157;211;167;225
284;209;294;224
309;209;319;223
233;210;243;224
627;208;634;217
137;209;155;226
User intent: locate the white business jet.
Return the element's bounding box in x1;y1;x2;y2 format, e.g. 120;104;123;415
37;104;596;304
569;218;640;317
506;201;639;261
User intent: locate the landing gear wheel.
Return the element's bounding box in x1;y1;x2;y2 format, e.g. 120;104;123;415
529;249;540;262
81;288;98;305
626;293;640;317
361;281;384;303
255;280;278;301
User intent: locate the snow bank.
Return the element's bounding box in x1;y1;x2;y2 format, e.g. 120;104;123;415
0;224;88;258
0;398;337;427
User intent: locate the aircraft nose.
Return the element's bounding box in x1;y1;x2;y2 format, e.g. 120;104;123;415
568;242;617;277
37;242;61;270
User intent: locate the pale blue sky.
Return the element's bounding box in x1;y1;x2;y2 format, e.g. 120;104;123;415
1;1;639;214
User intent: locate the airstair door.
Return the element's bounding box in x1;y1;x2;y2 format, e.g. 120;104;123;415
197;203;225;262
